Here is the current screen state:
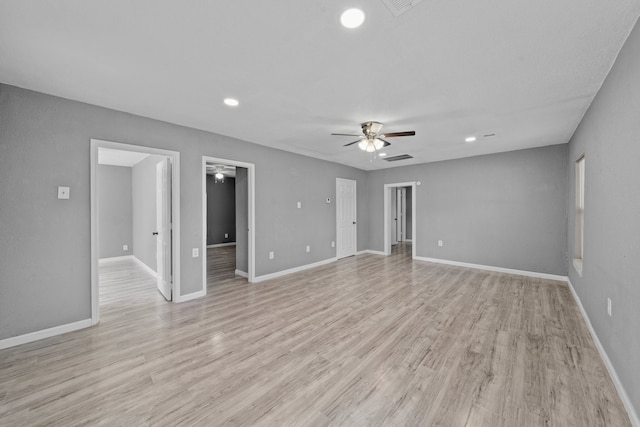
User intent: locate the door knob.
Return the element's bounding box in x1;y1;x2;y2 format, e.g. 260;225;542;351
353;221;356;224
152;232;159;235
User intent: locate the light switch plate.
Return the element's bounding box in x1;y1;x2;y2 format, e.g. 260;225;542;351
57;186;70;199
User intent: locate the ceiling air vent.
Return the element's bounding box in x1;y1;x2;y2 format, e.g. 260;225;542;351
383;154;413;162
381;0;425;16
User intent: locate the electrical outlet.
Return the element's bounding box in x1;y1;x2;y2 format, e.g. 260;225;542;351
297;201;302;209
306;245;310;252
269;251;274;259
607;298;612;316
438;240;443;247
331;241;335;248
192;248;199;258
225;233;229;238
123;244;128;251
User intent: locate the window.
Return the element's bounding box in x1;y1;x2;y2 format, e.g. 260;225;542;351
574;156;585;276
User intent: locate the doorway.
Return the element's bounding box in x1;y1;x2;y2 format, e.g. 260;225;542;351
90;139;181;325
201;156;255;291
384;182;417;258
336;178;357;259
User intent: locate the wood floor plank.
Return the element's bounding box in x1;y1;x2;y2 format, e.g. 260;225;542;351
0;244;631;426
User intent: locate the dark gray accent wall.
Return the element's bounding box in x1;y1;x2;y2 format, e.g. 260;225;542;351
206;176;236;245
366;144;568;275
97;165;132;259
235;168;248;273
132;155;165;272
0;83;368;340
567;17;640;417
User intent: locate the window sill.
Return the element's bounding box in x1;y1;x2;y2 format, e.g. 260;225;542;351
573;259;583;277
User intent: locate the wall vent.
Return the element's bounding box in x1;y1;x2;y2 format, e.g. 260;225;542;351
381;0;425;16
383;154;413;162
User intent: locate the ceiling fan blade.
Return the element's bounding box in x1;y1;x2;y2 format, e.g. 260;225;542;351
332;133;362;137
381;131;415;138
378;138;392;147
343;140;362;147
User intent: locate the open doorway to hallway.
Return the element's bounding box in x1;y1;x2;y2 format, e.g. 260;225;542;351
202;156;255;290
384;182;417;259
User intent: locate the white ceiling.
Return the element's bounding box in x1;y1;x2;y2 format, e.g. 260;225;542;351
98;148;149;167
1;1;639;170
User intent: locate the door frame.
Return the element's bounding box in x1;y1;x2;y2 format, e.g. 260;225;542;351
384;182;416;258
336;178;358;259
90;139;181;326
201;156;256;290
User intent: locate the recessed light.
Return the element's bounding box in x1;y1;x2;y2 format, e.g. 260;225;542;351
378;152;387;157
465;136;477;143
224;98;239;107
340;8;365;29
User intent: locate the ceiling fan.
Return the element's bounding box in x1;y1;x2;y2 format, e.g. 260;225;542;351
332;121;415;153
206;164;235;181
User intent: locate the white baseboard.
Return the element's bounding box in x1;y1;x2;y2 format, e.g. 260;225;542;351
254;257;338;283
235;269;248;278
356;249;386;256
99;255;134;264
175;290;206;303
0;319;93;350
414;256;568;282
566;279;639;426
207;242;236;248
132;256;157;277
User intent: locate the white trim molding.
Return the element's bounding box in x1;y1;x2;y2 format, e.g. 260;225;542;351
99;255;134;264
133;256;157;277
414;256;568;282
566;279;640;426
207;242;237;248
254;257;338;283
174;290;206;303
0;319;93;350
356;249;386;256
235;269;248;278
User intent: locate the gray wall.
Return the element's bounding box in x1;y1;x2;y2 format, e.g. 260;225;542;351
0;83;368;340
366;144;568;276
567;16;640;416
97;165;132;259
206;176;236;245
132;154;165;272
235;168;248;273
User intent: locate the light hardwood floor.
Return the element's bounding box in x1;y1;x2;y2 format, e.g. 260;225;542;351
0;245;630;426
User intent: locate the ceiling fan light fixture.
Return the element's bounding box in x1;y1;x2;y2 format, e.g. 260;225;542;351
340;8;365;29
215;172;224;180
358;139;368;151
374;139;384;150
366;141;376;152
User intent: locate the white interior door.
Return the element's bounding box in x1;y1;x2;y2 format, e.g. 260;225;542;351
391;189;397;244
397;188;406;242
336;178;357;259
156;158;172;301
